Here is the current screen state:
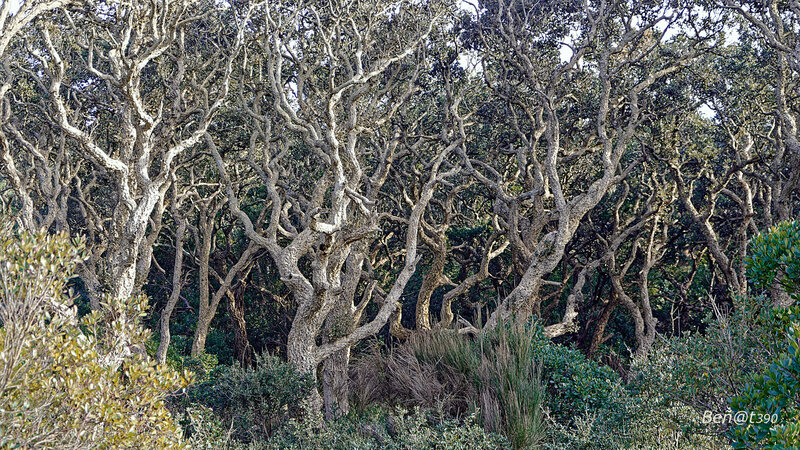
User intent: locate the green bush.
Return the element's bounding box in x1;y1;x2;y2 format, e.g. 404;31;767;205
729;221;800;448
625;301;765;449
191;351;315;442
628;221;800;449
0;225;190;448
746;220;800;300
520;323;641;449
268;404;510;449
183;404;234;449
524;322;620;426
146;335;220;384
729;306;800;448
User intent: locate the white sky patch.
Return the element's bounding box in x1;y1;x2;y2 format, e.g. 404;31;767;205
559;28;582;64
697;103;715;119
458;48;482;76
6;0;22;14
724;26;740;46
457;0;482;76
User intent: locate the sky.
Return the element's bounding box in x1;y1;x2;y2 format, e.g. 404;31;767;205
6;0;22;14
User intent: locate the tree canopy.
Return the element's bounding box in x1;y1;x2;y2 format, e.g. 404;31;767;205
1;0;799;448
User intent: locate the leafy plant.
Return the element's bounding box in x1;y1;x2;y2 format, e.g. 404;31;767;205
191;350;315;442
729;307;800;448
268;404;509;449
746;220;800;299
729;221;800;448
0;224;190;448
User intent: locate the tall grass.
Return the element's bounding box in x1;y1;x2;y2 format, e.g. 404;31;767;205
351;325;546;448
478;324;545;448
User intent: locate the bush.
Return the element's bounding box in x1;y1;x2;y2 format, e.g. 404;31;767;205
190;350;315;443
746;220;800;300
146;334;220;384
523;323;620;427
183;404;234;449
624;302;762;449
0;225;190;448
627;221;800;449
517;323;641;449
268;404;510;449
728;221;800;448
729;306;800;447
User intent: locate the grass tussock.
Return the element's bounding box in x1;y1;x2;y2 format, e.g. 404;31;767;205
351;324;546;449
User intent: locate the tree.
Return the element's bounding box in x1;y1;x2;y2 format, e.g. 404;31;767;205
447;0;723;335
0;0;80;230
211;0;461;415
1;0;256;308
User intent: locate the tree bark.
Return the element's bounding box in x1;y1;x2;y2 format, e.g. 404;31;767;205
588;294;618;358
156;217;187;365
227;287;253;367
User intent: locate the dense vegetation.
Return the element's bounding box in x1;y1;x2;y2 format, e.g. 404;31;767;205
0;0;799;448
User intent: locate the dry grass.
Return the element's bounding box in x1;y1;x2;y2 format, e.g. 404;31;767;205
349;325;546;448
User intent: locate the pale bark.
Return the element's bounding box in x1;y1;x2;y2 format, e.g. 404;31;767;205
0;1;78;231
0;2;257;332
156;216;187;365
466;0;709;331
210;0;455;414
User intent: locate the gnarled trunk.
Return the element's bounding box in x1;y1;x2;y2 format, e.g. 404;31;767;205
227;287;253;367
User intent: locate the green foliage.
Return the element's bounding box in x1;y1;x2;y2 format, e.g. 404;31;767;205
729;307;800;448
629;222;800;448
525;322;620;426
628;299;767;449
190;351;315;443
0;225;190;448
729;222;800;448
746;220;800;299
268;404;510;450
636;299;770;412
183;404;234;449
520;322;642;449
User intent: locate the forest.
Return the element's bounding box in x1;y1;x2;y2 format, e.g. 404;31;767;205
0;0;799;448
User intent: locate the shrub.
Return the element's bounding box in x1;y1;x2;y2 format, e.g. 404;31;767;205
523;322;620;427
268;404;510;449
746;220;800;300
627;222;800;449
191;350;315;442
729;306;800;448
627;297;769;439
626;337;733;447
519;323;640;449
0;225;190;448
729;221;800;448
183;404;234;449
